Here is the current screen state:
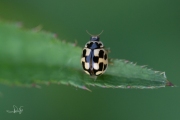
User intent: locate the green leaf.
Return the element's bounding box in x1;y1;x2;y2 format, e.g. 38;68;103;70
0;21;173;90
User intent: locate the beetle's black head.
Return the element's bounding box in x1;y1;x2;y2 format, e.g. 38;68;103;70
90;36;100;41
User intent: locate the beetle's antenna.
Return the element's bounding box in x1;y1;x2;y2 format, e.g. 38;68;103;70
86;30;94;36
86;30;104;36
96;30;104;36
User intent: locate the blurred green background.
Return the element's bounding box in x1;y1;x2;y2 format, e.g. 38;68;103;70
0;0;180;120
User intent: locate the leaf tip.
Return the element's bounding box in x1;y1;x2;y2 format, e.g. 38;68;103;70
133;62;137;66
32;25;43;32
32;83;41;88
70;40;78;47
166;81;174;87
53;33;58;38
15;22;23;28
141;65;148;68
81;86;91;92
154;71;160;73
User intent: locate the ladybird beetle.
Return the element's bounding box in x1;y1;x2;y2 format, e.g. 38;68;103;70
81;30;108;77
